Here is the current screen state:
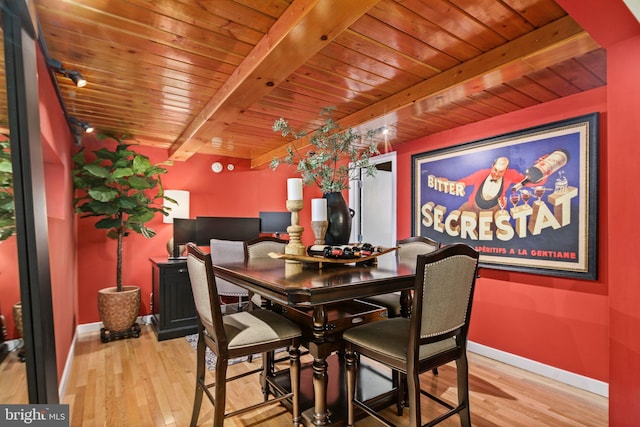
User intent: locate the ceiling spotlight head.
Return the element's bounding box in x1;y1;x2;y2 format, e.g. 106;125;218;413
47;57;87;87
68;117;94;134
67;70;87;88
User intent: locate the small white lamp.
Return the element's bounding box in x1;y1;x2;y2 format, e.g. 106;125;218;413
163;190;190;223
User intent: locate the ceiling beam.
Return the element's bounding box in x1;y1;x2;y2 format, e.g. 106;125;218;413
252;15;600;168
168;0;379;161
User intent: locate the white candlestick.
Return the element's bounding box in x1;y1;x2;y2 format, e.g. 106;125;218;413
287;178;303;200
312;198;327;221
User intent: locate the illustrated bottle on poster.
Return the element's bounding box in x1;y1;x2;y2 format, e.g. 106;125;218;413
554;170;568;193
513;149;569;191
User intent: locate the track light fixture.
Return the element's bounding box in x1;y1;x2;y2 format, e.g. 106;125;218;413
66;70;87;88
68;117;94;134
46;58;87;88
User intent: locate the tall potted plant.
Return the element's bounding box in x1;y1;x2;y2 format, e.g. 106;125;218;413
72;134;172;341
271;107;381;244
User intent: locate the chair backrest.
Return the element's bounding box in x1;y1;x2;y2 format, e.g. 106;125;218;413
209;239;248;297
186;243;228;349
246;236;287;259
396;236;441;265
410;244;479;352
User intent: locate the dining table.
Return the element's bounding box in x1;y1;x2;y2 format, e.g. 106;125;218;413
212;251;417;426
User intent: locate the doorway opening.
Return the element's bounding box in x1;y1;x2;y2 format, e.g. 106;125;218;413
349;152;397;247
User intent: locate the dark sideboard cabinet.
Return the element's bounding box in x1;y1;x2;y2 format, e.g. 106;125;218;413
150;257;198;340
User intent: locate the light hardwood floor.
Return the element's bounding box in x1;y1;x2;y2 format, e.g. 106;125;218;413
0;349;28;403
57;325;607;426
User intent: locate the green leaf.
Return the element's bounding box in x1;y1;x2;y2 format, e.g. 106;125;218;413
0;160;12;173
0;218;15;227
129;210;155;223
0;228;14;241
132;155;152;174
114;196;139;210
87;187;118;202
83;164;110;178
95;217;121;229
140;226;156;239
126;175;153;189
112;167;134;179
71;150;87;166
79;200;120;216
93;147;121;162
106;230;120;239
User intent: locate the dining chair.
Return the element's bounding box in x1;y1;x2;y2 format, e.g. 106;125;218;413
360;236;442;410
246;235;288;258
343;243;480;427
361;236;441;318
210;238;250;310
186;243;302;426
245;236;288;308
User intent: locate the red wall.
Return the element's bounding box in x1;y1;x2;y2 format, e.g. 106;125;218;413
396;88;609;382
552;1;640;423
605;36;640;426
38;48;78;380
0;238;20;339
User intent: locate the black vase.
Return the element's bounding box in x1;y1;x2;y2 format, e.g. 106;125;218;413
324;192;353;245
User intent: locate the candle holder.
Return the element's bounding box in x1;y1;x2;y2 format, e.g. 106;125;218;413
311;220;328;245
285;199;306;262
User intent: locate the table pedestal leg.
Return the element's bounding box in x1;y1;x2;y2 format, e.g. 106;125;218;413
312;357;329;425
311;305;331;425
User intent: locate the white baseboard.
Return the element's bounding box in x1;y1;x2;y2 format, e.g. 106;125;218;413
468;341;609;398
59;315;153;399
58;332;77;399
74;315;152;335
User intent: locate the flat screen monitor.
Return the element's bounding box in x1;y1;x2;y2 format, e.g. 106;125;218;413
195;216;261;245
259;211;290;236
173;218;197;245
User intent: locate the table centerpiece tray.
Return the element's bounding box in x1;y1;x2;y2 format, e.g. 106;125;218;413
268;246;397;267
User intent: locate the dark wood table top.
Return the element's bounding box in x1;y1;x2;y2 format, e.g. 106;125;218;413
212;253;417;307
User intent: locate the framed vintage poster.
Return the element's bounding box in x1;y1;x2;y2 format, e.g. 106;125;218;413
412;113;598;279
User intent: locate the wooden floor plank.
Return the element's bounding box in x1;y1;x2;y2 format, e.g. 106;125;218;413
2;325;607;425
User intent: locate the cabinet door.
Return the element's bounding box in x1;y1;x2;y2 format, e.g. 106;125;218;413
163;266;198;329
151;261;198;340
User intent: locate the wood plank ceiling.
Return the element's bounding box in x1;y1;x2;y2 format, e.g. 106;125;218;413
34;0;606;168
